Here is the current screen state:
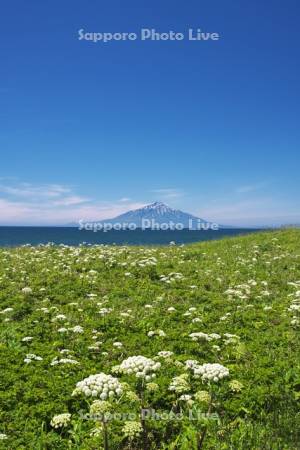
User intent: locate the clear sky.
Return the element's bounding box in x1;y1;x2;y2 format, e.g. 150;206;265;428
0;0;299;226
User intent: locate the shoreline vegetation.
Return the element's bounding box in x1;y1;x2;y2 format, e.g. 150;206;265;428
0;229;300;448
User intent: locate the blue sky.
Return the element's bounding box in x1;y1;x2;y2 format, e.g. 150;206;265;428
0;0;299;226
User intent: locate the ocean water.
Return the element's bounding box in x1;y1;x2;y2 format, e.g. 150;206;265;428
0;227;262;247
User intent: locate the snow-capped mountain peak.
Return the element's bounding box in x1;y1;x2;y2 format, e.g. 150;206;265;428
137;202;176;215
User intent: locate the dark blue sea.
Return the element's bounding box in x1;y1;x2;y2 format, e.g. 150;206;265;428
0;227;262;247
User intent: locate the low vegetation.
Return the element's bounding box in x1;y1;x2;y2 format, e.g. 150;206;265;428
0;229;300;449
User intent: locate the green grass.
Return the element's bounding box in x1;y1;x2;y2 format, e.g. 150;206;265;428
0;229;300;449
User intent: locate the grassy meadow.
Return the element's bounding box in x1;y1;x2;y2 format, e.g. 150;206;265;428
0;229;300;449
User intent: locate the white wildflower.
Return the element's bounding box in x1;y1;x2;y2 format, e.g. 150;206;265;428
157;351;173;358
21;336;33;342
120;355;160;380
169;374;190;393
74;373;123;399
193;363;229;382
122;421;142;440
50;413;71;429
22;287;32;294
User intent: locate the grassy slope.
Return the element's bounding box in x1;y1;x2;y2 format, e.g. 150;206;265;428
0;229;300;449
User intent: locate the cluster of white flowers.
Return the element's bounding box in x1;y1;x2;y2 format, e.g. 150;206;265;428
0;307;13;314
120;311;132;318
0;433;8;440
113;341;123;348
194;390;211;404
160;272;184;283
189;332;221;342
50;357;79;366
147;329;166;337
225;284;251;301
52;314;67;322
74;373;123;399
88;341;102;351
157;351;173;358
122;421;143;440
178;394;192;402
21;336;33;342
120;355;160;380
223;333;240;345
185;359;200;370
50;413;71;429
59;348;72;354
287;289;300;326
131;256;157;267
70;325;84;333
22;287;32;294
90;400;112;418
220;312;231;321
288;304;300;312
146;382;159;392
98;307;112;316
229;379;244;392
169;374;190;393
144;304;153;309
193;363;229;382
291;317;300;327
192;317;202;323
24;353;43;364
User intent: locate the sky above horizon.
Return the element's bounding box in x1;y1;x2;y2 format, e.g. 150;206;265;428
0;0;300;227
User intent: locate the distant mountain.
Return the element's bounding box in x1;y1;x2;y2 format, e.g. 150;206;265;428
72;202;222;230
102;202;203;228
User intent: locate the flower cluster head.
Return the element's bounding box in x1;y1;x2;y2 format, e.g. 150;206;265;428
169;373;190;394
50;413;71;429
291;316;300;327
51;357;79;366
90;400;112;419
52;314;67;322
0;307;13;314
194;363;229;382
98;307;112;316
178;394;193;403
157;351;173;359
113;341;123;349
146;382;159;393
147;329;166;337
288;303;300;312
229;379;244;392
74;373;123;399
189;332;221;342
194;390;211;404
124;390;140;403
122;421;143;440
185;359;199;370
22;287;32;294
120;356;160;381
24;353;43;364
22;336;33;342
223;333;240;345
70;325;84;333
